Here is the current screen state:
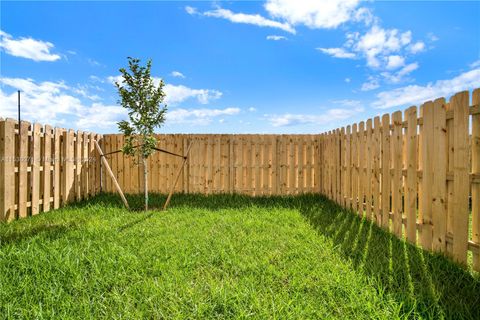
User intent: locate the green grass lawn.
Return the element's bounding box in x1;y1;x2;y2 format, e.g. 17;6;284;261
0;194;478;319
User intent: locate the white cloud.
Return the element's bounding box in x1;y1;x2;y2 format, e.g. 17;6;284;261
203;8;295;34
76;104;127;130
0;77;124;132
248;107;257;112
268;105;363;127
332;99;362;108
345;78;351;83
163;84;222;105
171;71;185;78
0;76;237;131
266;35;287;41
352;25;412;68
408;41;425;54
265;0;362;29
71;84;103;101
372;67;480;109
89;75;105;83
87;58;103;67
427;32;439;42
361;76;380;91
381;62;419;83
318;23;424;77
317;47;355;59
185;6;197;15
107;75;222;105
107;75;124;86
469;60;480;68
386;55;405;70
0;77;87;125
167;107;240;125
0;30;61;62
352;7;377;26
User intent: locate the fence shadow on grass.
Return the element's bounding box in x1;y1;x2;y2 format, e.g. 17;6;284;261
73;192;480;319
0;222;79;247
298;196;480;320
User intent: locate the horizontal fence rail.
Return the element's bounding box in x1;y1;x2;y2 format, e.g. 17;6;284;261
0;118;102;221
101;134;321;196
319;88;480;271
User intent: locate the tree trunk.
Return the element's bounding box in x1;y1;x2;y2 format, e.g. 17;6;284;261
143;157;148;211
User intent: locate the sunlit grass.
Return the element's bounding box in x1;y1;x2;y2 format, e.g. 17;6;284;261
0;193;478;319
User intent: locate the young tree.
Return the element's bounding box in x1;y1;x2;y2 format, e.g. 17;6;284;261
116;57;167;210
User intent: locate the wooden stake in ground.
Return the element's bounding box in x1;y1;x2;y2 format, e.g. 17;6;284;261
163;143;193;211
94;140;130;209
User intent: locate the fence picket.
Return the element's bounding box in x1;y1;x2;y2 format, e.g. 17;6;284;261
0;119;15;221
43;125;52;212
18;121;29;218
472;88;480;271
452;91;470;264
405;106;418;243
392;111;403;237
432;98;447;252
373;117;381;225
54;128;61;208
358;122;365;217
366;120;373;220
31;123;41;215
381;114;391;230
421;102;434;249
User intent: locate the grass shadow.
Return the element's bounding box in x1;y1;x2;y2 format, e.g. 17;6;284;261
117;211;155;232
299;196;480;320
0;222;78;247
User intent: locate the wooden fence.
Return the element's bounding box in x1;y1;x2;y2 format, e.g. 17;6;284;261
319;88;480;270
1;88;479;271
0;119;102;221
101;134;321;196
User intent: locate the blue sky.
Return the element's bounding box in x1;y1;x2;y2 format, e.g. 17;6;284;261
1;0;479;134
